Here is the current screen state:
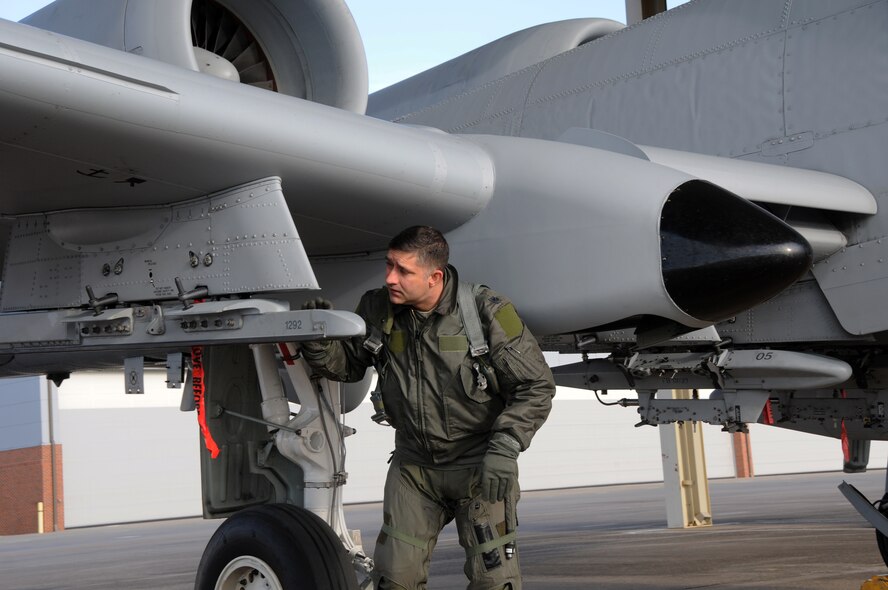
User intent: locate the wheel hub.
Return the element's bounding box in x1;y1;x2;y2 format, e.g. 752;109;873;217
215;556;283;590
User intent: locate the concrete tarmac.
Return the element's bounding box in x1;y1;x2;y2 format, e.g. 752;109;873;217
1;469;886;589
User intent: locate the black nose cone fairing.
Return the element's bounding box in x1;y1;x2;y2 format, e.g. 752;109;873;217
660;180;813;323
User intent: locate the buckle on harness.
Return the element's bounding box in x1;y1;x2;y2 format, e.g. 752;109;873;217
470;344;489;358
369;389;390;426
363;336;383;355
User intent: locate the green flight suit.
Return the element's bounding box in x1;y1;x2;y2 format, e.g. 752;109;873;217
303;266;555;589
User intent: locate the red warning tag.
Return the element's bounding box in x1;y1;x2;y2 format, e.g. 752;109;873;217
840;389;850;464
192;346;220;459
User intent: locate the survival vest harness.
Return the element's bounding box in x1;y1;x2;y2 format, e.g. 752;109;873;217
362;282;494;425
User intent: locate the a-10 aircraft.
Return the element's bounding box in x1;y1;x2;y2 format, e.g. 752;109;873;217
0;0;886;587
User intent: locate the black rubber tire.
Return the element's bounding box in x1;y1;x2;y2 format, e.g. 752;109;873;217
878;529;888;569
195;504;358;590
876;502;888;569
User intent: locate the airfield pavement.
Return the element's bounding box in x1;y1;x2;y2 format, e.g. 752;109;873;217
1;469;887;589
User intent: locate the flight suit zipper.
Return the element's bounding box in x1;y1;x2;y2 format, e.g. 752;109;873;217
411;311;432;455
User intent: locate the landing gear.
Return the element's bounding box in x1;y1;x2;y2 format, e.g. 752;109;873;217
193;343;374;589
876;500;888;568
195;504;358;590
840;465;888;570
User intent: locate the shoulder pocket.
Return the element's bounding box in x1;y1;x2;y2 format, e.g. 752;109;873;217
501;345;544;382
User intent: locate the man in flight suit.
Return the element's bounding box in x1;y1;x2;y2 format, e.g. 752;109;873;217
302;225;554;590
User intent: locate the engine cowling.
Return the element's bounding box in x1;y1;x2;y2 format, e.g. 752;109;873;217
21;0;368;113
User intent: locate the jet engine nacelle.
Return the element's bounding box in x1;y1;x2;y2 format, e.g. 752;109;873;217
312;135;814;339
446;136;813;337
22;0;368;113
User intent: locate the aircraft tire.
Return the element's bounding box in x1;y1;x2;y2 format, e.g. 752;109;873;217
878;531;888;569
876;503;888;569
194;503;358;590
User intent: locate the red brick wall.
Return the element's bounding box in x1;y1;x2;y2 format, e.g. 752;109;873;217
732;431;754;479
0;445;64;534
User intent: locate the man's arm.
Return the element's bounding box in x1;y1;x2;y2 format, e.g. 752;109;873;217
482;291;556;451
301;296;376;383
477;289;554;503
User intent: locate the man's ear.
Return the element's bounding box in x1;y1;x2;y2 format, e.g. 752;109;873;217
429;268;444;287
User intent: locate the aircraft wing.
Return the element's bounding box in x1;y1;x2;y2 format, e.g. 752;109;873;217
0;2;822;358
3;0;882;383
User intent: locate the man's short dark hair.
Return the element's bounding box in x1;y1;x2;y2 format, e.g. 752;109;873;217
388;226;449;271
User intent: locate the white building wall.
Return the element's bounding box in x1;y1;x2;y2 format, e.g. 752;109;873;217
47;372;888;527
57;371;201;528
746;421;882;475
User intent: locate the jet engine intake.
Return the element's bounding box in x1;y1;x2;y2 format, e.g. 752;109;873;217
22;0;368;112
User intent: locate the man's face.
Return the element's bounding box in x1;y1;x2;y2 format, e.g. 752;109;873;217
385;249;442;310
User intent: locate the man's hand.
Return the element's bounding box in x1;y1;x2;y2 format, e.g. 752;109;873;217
302;298;333;310
479;432;521;504
301;298;334;358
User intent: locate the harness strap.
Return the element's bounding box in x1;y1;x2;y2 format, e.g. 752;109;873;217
363;326;384;355
380;523;427;549
363;298;394;356
465;530;518;558
458;282;488;357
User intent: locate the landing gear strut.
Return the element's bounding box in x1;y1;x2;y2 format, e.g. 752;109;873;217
192;343;374;589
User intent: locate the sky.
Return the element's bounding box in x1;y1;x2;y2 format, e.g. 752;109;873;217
0;1;684;92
